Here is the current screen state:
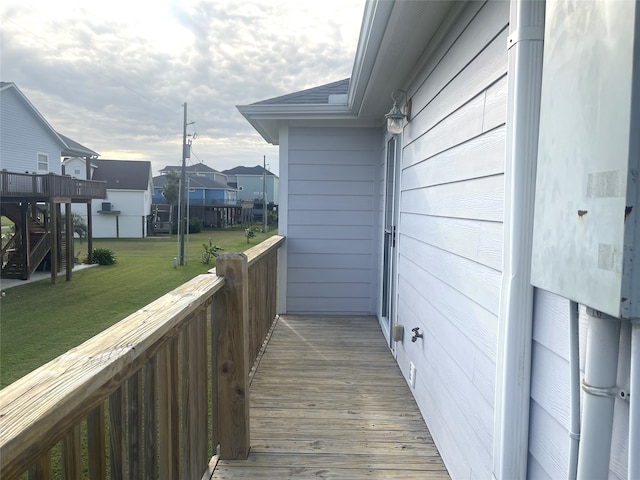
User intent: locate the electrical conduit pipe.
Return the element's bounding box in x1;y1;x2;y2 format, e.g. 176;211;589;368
567;301;581;480
577;308;621;479
629;319;640;479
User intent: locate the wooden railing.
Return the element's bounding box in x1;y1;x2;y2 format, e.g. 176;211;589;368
29;231;51;276
0;171;107;200
0;235;285;480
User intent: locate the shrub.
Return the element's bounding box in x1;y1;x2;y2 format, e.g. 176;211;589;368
93;248;117;265
189;217;203;233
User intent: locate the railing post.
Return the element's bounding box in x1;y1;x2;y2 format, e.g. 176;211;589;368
215;253;250;460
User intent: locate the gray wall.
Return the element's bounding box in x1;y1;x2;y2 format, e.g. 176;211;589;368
393;2;508;477
285;126;381;314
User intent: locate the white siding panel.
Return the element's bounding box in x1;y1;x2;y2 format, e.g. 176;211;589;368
410;0;510;115
483;74;509;132
289;180;373;196
401;174;504;222
401;212;503;273
408;28;509;144
287;225;372;240
285;127;379;314
288;268;371;284
288;253;371;270
404;90;486;159
286;297;371;314
411;339;493;478
287;238;373;255
402;125;506;190
530;342;570;428
288;194;373;211
393;2;508;477
528;454;554;480
400;232;501;314
532;289;571;359
528;401;569;480
398;255;498;361
289;127;381;151
289;164;374;181
289;210;373;226
289;149;378;166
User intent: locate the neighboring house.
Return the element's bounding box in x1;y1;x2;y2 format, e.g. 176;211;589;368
238;2;639;480
222;165;279;205
153;163;239;228
65;158;153;238
0;82;106;280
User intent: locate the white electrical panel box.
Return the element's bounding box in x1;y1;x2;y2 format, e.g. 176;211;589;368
531;0;639;319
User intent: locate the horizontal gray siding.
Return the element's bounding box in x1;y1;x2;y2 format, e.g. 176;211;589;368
286;127;381;314
529;288;632;479
394;2;509;478
0;88;62;174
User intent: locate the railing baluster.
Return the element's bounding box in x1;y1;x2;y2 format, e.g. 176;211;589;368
27;453;51;480
127;372;142;480
109;387;126;479
197;310;209;469
143;358;157;480
158;338;179;480
210;301;219;457
87;404;107;480
179;323;192;478
61;424;81;479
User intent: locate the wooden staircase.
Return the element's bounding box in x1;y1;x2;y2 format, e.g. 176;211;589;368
1;203;54;280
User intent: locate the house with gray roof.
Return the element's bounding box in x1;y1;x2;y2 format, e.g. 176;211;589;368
65;158;153;238
153;162;239;228
237;1;640;479
222;165;278;205
0;82;105;281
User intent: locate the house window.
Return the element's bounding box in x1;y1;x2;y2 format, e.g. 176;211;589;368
37;153;48;172
74;167;81;175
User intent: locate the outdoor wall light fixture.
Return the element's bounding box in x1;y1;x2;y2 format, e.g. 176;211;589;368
385;89;409;136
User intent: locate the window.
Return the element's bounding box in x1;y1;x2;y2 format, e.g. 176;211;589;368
74;167;81;175
37;153;48;172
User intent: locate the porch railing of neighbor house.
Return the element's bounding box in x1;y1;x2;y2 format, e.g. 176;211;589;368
0;171;107;200
0;235;285;480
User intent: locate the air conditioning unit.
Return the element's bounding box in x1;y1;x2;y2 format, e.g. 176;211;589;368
102;202;111;212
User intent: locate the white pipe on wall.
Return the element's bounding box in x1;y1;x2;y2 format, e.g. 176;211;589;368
629;319;640;479
567;301;581;480
492;1;545;478
577;308;621;479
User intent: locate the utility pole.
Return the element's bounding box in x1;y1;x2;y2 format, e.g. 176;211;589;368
263;155;267;232
179;103;187;266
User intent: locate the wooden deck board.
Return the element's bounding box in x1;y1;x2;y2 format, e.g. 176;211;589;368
211;315;450;479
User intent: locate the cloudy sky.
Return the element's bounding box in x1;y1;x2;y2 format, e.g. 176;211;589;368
1;0;365;176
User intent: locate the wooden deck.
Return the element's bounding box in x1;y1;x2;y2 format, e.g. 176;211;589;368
211;315;450;479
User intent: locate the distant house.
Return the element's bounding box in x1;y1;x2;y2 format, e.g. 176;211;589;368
65;158;153;238
0;82;106;281
237;1;639;480
222;165;278;205
153;162;239;228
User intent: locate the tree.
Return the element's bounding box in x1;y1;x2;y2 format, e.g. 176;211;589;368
162;170;180;205
71;213;88;242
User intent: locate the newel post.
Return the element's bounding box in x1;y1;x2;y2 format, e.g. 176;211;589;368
215;252;250;459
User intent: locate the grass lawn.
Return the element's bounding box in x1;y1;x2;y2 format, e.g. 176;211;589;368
0;229;276;388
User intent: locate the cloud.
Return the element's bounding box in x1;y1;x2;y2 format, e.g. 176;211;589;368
0;0;364;175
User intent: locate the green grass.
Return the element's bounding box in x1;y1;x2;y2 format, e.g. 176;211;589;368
0;229;276;388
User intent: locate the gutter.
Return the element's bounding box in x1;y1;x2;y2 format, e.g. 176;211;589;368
492;1;545;478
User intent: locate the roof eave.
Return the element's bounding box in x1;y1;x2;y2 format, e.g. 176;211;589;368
236;104;355;145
